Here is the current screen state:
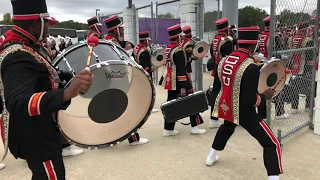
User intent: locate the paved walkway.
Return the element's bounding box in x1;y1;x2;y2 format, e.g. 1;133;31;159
1;73;320;180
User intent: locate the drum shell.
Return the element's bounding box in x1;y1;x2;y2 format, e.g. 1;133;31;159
54;41;156;149
150;45;166;68
192;41;209;58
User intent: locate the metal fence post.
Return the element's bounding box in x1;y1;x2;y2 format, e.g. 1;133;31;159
155;2;159;44
267;0;276;128
309;0;320;129
195;0;204;91
151;2;158;84
132;5;137;45
217;0;220;19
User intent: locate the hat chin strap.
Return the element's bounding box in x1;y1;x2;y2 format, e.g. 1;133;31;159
117;27;124;41
94;24;101;36
253;41;259;54
38;14;45;42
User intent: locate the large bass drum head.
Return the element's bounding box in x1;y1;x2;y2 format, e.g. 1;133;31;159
58;62;155;149
258;59;286;96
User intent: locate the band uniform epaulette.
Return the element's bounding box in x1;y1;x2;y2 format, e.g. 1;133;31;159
0;43;60;86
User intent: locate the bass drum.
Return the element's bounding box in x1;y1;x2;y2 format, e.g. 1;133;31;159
257;58;287;97
53;40;155;149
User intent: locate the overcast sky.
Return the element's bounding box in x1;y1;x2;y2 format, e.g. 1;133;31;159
0;0;315;23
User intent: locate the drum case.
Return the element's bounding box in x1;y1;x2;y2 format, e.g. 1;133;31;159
161;91;208;123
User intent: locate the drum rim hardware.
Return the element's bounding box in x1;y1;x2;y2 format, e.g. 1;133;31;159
59;64;156;150
54;45;156;149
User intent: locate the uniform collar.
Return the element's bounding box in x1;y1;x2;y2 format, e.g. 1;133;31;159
237;48;253;56
12;25;38;46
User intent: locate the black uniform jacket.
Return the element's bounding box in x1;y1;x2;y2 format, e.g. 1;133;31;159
174;49;192;90
208;37;233;71
1;27;71;162
139;50;152;77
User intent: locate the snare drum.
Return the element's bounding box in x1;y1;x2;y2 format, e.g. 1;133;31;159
53;40;156;149
258;58;287;97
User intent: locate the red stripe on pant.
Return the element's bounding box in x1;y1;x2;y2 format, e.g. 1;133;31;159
259;121;283;174
196;115;200;125
132;133;137;142
43;160;57;180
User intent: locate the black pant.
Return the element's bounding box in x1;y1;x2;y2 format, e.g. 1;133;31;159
210;106;219;120
27;156;66;180
212;118;283;176
61;135;70;149
164;90;204;130
128;132;140;143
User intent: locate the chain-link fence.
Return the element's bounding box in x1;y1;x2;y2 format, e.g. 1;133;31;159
268;0;319;143
202;0;219;78
136;3;155;44
155;0;181;47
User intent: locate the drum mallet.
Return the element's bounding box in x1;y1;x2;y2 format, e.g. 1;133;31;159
78;36;99;95
85;36;99;71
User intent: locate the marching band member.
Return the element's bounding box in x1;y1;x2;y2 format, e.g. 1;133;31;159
258;16;288;120
163;24;206;136
104;15;124;46
66;37;72;47
181;26;198;80
208;17;234;129
87;16;103;39
229;24;238;50
58;35;66;51
206;26;283;180
104;15;149;146
134;31;152;77
0;0;93;178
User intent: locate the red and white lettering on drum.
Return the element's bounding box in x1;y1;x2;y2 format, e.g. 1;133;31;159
28;92;46;116
43;160;57;180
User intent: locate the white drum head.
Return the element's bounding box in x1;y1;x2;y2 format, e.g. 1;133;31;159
258;60;286;95
151;49;166;68
58;62;155;148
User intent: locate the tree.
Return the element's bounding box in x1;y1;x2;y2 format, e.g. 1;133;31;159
158;12;174;19
276;9;310;26
2;13;12;25
238;6;269;29
204;11;222;32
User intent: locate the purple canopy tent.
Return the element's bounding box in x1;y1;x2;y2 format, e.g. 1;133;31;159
99;16;180;46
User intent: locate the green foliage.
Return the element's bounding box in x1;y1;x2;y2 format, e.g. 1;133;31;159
204;11;222;32
51;20;89;30
238;6;269;28
276;9;310;26
158;12;174;19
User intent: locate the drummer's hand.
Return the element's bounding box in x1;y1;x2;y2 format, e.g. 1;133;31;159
180;88;187;97
263;89;276;100
192;56;199;60
63;69;93;102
